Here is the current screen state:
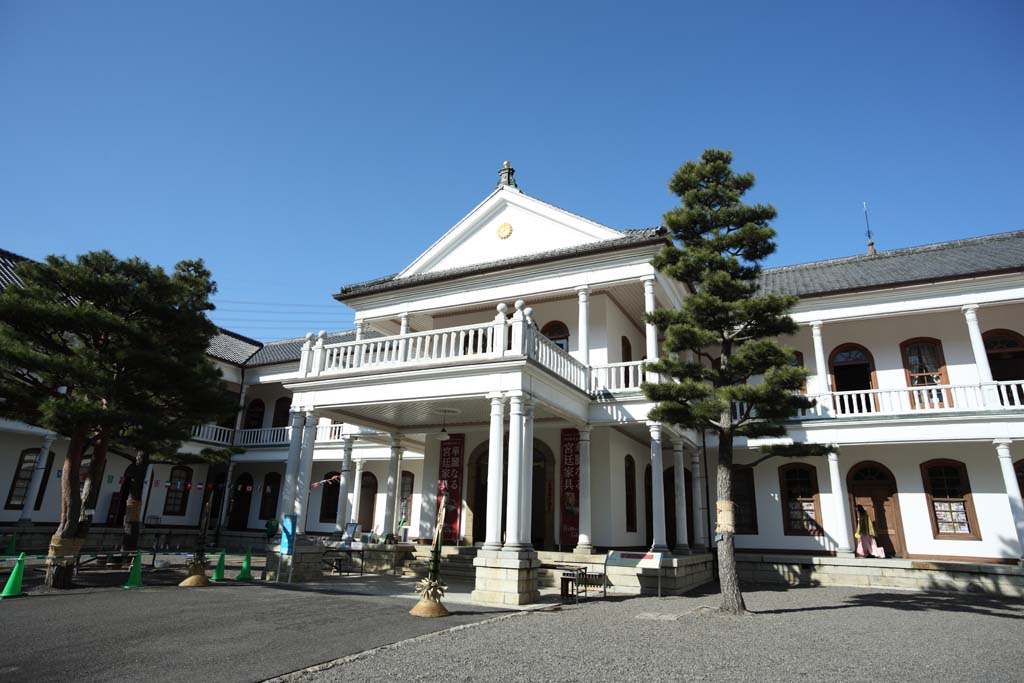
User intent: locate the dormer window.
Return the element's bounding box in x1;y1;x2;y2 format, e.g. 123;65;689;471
541;321;570;353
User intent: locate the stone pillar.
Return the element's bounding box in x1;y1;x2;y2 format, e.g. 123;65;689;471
504;394;528;549
520;398;535;543
18;432;56;523
418;434;441;542
483;394;506;549
335;436;355;532
279;408;305;522
641;275;658;381
673;442;690;553
293;411;318;532
827;452;854;557
690;449;708;549
383;435;402;537
350;459;365;525
648;423;669;552
576;286;590;366
574;427;593;554
811;321;831;415
994;439;1024;560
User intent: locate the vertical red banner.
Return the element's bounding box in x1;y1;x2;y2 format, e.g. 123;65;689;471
437;433;465;544
560;428;580;547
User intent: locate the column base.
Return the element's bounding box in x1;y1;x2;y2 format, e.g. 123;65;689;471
650;544;671;553
471;548;541;606
573;543;594;555
673;545;693;555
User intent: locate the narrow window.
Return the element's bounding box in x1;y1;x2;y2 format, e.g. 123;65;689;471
400;471;415;523
921;459;980;540
624;455;637;533
259;472;281;520
243;399;266;430
1015;460;1024;499
791;350;807;393
901;338;951;408
271;397;291;428
541;321;570;353
318;471;341;523
5;449;39;510
163;466;193;516
779;463;822;535
732;466;758;534
829;344;877;413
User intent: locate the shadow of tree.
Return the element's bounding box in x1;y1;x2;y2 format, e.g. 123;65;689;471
751;587;1024;620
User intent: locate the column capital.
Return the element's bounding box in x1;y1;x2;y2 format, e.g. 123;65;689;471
962;303;980;316
341;434;356;446
390;434;402;449
578;426;591;441
672;441;685;454
355;458;365;470
647;421;662;440
303;410;317;423
811;320;824;334
994;438;1013;451
640;274;656;285
827;451;840;463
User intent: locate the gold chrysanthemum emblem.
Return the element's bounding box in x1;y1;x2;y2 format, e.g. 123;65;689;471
496;222;513;239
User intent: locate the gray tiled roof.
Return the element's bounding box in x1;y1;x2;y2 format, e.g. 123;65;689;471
207;330;263;366
759;230;1024;298
0;249;29;291
336;227;668;300
246;329;377;367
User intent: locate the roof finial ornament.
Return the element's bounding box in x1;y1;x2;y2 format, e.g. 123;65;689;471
497;160;518;189
863;201;877;256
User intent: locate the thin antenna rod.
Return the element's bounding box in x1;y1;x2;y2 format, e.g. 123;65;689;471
863;201;877;255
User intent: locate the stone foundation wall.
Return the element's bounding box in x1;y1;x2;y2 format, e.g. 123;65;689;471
1;525;267;554
737;553;1024;598
604;554;715;596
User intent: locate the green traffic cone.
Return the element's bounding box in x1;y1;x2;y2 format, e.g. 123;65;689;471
122;550;143;589
210;551;225;582
0;553;27;600
235;548;253;581
4;533;15;556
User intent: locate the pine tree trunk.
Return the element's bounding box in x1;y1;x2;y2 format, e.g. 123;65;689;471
76;431;109;539
47;428;88;588
716;432;747;614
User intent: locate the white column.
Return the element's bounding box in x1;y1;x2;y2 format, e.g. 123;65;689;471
648;423;669;552
504;394;528;549
418;434;441;542
575;427;593;554
484;393;506;549
811;321;831;415
392;449;405;532
520;398;535;545
350;459;365;525
994;439;1024;559
641;276;658;380
335;436;355;532
18;432;55;522
690;449;708;549
293;411;318;532
354;321;366;341
399;313;410;336
673;442;690;553
576;286;590;366
279;408;305;521
382;435;402;537
963;304;994;383
827;452;854;556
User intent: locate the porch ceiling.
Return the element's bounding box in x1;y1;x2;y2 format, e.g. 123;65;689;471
327;397;566;433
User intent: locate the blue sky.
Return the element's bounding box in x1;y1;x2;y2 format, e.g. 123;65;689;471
2;2;1021;341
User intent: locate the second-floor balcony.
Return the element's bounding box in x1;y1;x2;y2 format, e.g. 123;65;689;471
190;422;350;448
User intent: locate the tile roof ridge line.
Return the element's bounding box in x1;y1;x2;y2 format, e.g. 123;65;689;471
214;327;264;348
764;229;1024;273
261;328;357;346
0;247;32;263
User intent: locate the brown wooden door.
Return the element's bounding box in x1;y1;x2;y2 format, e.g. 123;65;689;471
848;462;904;558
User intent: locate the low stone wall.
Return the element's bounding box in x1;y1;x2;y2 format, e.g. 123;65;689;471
605;553;715;596
1;525;267;555
737;553;1024;598
264;539;417;582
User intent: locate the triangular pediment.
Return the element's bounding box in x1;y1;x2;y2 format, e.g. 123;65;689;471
397;186;625;278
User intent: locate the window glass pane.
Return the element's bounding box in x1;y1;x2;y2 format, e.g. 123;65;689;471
6;451;39;509
833;349;867;363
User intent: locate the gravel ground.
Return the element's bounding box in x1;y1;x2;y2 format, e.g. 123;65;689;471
281;584;1024;683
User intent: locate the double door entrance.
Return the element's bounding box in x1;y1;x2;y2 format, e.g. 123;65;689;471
847;461;905;558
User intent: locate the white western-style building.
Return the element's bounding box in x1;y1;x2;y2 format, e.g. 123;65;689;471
3;163;1024;602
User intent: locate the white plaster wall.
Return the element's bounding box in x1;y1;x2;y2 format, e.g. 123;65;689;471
230;461;287;530
144;462;211;527
726;442;1023;560
240;383;293;430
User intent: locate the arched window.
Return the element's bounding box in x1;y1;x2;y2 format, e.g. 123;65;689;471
732;466;758;535
163;466;193;517
624;455;637;533
318;471;341;523
829;344;877;414
921;459;980;540
621;336;632;363
399;471;415;523
778;463;822;535
243;399;266;430
541;321;570;353
984;330;1024;404
5;449;39;510
259;472;281;520
271;397;292;428
358;472;378;533
901;338;951;408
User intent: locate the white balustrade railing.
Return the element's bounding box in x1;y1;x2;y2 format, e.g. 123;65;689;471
190;424;234;445
319;320;501;374
316;423;347;442
590;361;645;393
788;380;1024;420
525;327;589;392
233;426;291;446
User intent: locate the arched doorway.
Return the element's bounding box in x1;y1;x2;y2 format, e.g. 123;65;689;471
984;329;1024;405
847;461;905;558
466;439;556;549
358;472;378;534
830;344;877;413
227;473;253;530
663;466;695;549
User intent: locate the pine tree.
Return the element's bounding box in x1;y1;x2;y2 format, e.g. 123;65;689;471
643;149;824;614
0;252;236;587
